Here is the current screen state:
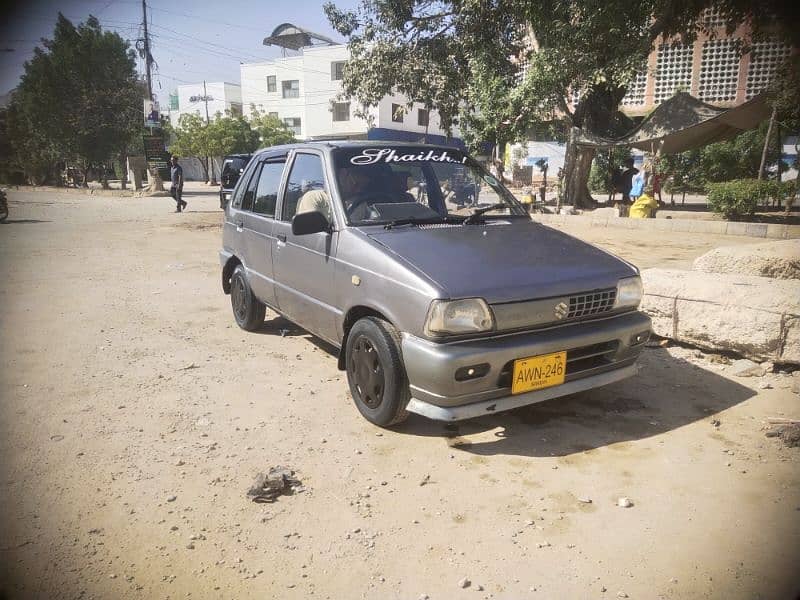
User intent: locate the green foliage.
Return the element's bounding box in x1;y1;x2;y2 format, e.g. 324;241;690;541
658;122;782;196
248;106;296;148
706;179;793;220
7;14;141;184
589;147;633;193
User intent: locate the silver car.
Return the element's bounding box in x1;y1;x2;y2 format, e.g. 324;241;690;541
220;142;651;426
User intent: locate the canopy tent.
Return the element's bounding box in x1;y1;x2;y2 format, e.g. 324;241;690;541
575;92;771;154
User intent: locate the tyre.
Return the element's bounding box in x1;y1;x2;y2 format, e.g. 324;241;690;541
230;264;265;331
345;316;410;427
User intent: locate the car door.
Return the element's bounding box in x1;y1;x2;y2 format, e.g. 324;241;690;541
272;151;340;343
241;155;287;308
224;157;260;266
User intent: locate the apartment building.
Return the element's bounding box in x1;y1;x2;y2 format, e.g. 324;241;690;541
240;37;460;145
168;82;243;124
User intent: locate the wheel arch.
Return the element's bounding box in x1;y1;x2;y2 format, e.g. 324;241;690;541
222;255;242;295
338;305;391;370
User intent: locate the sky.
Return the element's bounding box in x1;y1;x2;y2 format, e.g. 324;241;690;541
0;0;359;105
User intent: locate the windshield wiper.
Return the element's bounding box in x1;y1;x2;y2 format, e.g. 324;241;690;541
462;203;507;225
383;217;445;230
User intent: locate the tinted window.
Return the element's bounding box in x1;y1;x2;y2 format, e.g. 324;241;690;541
252;161;285;217
240;164;261;212
221;156;249;188
230;159;260;209
282;154;327;222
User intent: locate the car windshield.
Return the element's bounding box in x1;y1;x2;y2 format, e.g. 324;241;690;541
332;146;527;226
222;157;249;187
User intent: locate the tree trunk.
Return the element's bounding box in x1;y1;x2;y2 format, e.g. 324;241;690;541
758;106;777;181
198;157;209;184
119;152;128;190
145;165;165;192
563;128;596;208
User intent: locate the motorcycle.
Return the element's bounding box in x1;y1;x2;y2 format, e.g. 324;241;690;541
0;188;8;223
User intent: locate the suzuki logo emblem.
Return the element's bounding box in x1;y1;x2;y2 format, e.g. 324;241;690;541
554;302;569;320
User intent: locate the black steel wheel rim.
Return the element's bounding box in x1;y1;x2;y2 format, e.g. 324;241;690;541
232;275;247;322
349;335;384;409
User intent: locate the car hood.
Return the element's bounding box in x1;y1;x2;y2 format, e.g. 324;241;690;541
366;220;637;304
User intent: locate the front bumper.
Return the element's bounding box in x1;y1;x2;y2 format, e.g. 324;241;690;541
401;310;651;421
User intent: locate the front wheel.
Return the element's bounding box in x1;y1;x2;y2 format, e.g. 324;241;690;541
345;317;410;427
230;264;265;331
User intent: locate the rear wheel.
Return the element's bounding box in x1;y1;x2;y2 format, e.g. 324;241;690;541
230;264;265;331
346;317;410;427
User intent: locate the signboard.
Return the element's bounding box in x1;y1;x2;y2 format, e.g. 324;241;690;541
143;133;170;180
144;99;161;128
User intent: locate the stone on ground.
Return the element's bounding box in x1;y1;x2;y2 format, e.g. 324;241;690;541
640;268;800;364
692;239;800;280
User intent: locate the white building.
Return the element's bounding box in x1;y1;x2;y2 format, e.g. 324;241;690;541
240;39;460;146
168;82;243;125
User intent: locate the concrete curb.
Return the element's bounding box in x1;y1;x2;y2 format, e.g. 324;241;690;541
531;213;800;239
13;186;173;198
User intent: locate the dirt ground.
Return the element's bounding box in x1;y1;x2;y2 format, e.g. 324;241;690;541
1;186;798;600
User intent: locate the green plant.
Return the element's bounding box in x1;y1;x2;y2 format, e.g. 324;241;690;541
706;179;793;220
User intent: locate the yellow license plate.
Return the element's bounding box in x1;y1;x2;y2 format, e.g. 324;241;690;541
511;351;566;394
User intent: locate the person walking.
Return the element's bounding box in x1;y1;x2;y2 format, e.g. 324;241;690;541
170;156;187;212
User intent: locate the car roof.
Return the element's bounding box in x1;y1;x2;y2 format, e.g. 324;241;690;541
252;140;463;158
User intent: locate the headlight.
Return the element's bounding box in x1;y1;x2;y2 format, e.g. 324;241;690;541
424;298;495;336
614;276;643;309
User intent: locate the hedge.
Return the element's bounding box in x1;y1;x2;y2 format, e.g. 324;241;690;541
706;179;795;220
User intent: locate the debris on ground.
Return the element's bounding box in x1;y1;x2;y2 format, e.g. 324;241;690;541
617;497;634;508
419;474;431;487
764;419;800;448
178;362;200;371
730;359;766;378
247;466;304;503
457;577;471;588
710;419;721;428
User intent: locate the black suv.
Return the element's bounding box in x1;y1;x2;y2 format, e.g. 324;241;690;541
219;154;252;208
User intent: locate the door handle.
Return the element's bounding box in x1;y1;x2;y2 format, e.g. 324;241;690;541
277;233;287;243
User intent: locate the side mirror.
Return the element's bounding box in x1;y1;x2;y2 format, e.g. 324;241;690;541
292;210;331;235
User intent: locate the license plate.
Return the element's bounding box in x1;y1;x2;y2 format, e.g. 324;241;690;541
511;351;566;394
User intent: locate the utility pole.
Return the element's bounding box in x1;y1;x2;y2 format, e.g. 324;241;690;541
191;81;216;184
140;0;165;192
142;0;152;101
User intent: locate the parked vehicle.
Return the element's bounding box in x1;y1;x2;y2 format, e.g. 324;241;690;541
220;142;651;427
0;188;8;223
219;154;252;208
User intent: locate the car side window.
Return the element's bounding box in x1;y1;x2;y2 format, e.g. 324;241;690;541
281;153;329;222
231;159;260;210
239;164;262;212
252;160;285;217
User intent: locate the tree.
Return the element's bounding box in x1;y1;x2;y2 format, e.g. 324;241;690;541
167;113;214;182
248;106;296;148
8;14;142;187
325;0;799;207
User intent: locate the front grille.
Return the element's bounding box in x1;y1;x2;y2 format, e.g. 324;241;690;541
497;341;619;388
568;289;616;319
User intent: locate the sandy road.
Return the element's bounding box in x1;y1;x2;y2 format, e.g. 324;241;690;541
0;187;798;600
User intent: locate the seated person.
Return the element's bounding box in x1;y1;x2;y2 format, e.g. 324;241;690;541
629;185;658;219
296;180;333;223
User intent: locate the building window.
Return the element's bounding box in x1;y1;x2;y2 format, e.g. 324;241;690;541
267;76;276;93
331;61;346;81
699;38;740;103
746;40;792;99
622;68;648;106
417;109;429;127
654;42;694;104
391;103;404;123
283;117;301;136
282;80;299;99
332;102;350;122
268;111;279;119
